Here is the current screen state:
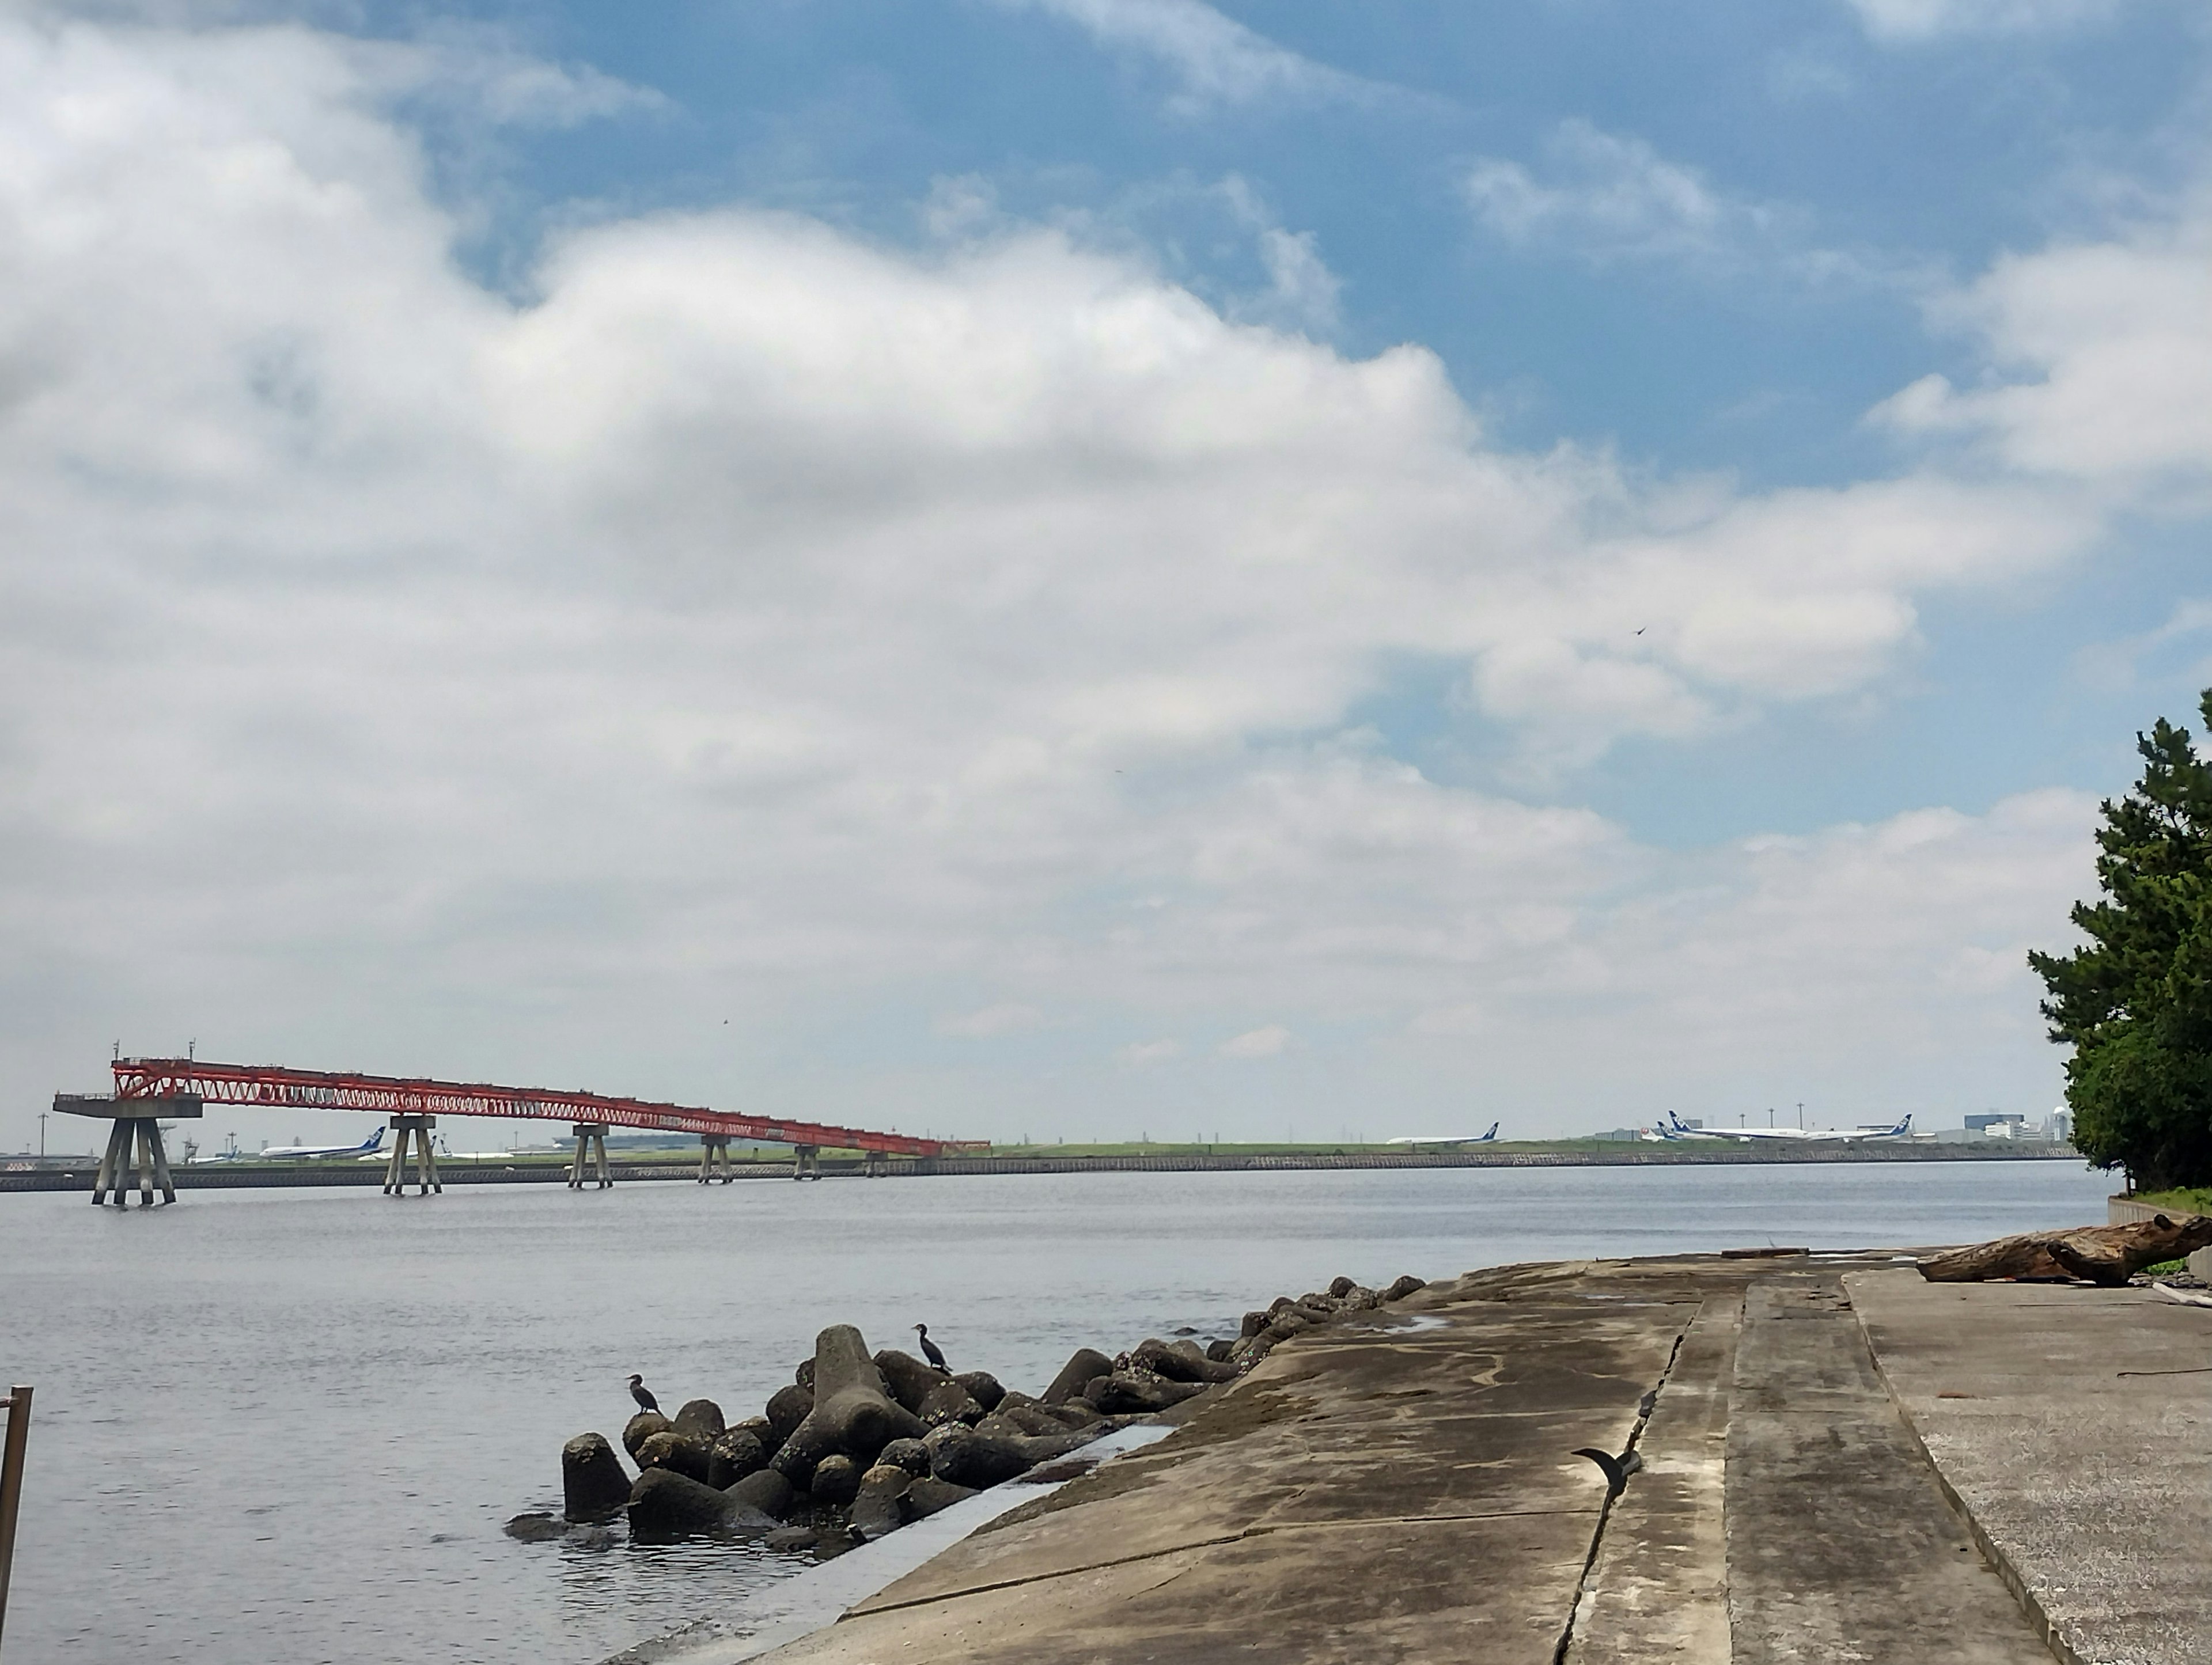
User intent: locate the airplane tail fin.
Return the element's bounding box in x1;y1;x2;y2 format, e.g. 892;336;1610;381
1482;1121;1499;1141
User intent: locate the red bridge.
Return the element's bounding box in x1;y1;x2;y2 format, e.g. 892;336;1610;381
110;1057;946;1158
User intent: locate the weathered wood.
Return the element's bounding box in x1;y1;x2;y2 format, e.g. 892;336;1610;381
1918;1215;2212;1285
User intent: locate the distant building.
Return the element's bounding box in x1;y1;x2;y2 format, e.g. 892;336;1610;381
1965;1113;2027;1138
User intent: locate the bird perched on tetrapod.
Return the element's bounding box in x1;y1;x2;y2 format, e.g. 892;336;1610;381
1571;1444;1642;1499
627;1374;661;1414
914;1323;950;1373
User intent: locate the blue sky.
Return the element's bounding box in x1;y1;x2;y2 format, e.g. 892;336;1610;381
2;0;2210;1148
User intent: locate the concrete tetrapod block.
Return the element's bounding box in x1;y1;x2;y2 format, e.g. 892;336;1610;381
561;1432;633;1523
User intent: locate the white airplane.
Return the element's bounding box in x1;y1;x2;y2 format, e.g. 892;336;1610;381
256;1128;387;1160
1385;1123;1500;1147
1664;1112;1912;1143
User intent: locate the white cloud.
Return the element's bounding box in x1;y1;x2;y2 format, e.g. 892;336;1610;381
935;1003;1046;1037
0;14;2120;1139
1117;1039;1184;1066
1466;120;1785;266
997;0;1362;111
1218;1023;1289;1057
1844;0;2120;44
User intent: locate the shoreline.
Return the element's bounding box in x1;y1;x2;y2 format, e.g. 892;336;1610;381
0;1142;2084;1193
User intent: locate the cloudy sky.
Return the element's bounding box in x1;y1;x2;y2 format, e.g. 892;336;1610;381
5;0;2209;1151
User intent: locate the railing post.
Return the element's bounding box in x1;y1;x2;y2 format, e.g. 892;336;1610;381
0;1383;32;1655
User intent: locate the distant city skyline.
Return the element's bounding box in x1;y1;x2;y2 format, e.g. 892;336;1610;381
4;1;2210;1147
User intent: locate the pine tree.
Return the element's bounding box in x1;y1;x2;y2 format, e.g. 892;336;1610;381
2029;689;2212;1191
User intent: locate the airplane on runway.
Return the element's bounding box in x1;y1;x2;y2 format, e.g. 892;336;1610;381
1384;1123;1499;1148
255;1128;387;1160
1663;1112;1912;1143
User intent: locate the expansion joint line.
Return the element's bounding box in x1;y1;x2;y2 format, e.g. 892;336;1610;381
1548;1324;1690;1665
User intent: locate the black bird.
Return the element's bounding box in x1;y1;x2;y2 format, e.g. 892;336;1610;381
1571;1446;1642;1499
627;1374;661;1414
914;1323;950;1373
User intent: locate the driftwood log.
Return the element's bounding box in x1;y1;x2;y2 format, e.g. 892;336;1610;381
1918;1214;2212;1286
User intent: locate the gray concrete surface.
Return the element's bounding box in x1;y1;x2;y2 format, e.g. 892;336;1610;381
1850;1271;2212;1665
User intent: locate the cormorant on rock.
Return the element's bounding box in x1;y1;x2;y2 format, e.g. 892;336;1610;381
627;1374;661;1414
913;1323;950;1373
1570;1445;1642;1499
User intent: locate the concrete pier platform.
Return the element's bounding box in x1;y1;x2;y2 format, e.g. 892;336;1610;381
743;1251;2210;1664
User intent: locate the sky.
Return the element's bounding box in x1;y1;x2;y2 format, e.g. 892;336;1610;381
5;0;2211;1152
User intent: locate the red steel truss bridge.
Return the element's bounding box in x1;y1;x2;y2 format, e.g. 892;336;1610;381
109;1057;946;1158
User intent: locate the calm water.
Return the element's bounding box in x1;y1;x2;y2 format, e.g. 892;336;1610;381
2;1160;2112;1664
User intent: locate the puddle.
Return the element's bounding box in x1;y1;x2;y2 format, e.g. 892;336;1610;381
603;1423;1176;1663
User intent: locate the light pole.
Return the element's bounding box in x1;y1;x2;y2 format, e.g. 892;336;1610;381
36;1113;46;1158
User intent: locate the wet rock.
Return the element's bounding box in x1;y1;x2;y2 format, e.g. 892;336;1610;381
918;1379;985;1428
765;1384;814;1445
794;1358;816;1392
923;1423;1033;1488
1240;1310;1272;1338
901;1476;978;1519
1206;1339;1235;1363
566;1524;616;1550
851;1465;911;1541
622;1410;673;1460
764;1524;819;1553
971;1412;1027;1442
635;1430;714;1485
1133;1338;1237;1385
1085;1374;1207;1416
708;1428;767;1489
627;1469;777;1542
769;1414;836;1489
1042;1348;1115;1406
725;1468;793;1519
873;1349;942;1416
672;1398;726;1443
1383;1275;1428;1302
562;1432;633;1523
810;1324;926;1463
875;1438;929;1475
1328;1275;1356;1298
732;1414;780;1457
505;1511;567;1542
993;1402;1078;1439
808;1452;862;1505
953;1371;1005;1413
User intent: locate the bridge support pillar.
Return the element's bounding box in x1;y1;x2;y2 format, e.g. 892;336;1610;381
792;1144;820;1181
383;1116;440;1197
861;1150;887;1178
56;1094;199;1207
569;1124;612;1189
699;1136;734;1184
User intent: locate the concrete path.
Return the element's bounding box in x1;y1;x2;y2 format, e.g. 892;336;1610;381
742;1255;2197;1663
1850;1272;2212;1665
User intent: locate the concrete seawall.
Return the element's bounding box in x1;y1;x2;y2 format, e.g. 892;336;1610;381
724;1250;2209;1664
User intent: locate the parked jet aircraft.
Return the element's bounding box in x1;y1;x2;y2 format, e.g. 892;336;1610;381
1664;1113;1912;1143
1384;1123;1500;1147
256;1128;387;1160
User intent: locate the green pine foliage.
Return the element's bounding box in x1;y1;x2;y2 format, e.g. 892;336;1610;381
2029;690;2212;1190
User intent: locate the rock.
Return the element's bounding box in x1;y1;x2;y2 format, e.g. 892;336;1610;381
971;1412;1027;1442
769;1413;836;1489
627;1469;777;1542
672;1398;726;1443
765;1383;814;1444
918;1379;985;1428
1042;1347;1116;1406
566;1524;616;1550
809;1452;862;1505
1268;1295;1296;1314
1328;1275;1356;1298
1084;1374;1207;1415
953;1371;1005;1413
873;1349;943;1415
851;1465;911;1541
635;1430;714;1485
993;1401;1078;1439
1342;1287;1382;1311
763;1524;819;1553
1228;1333;1274;1368
875;1438;929;1474
725;1468;793;1519
562;1432;633;1523
901;1476;978;1520
1206;1339;1234;1363
622;1410;673;1460
794;1358;815;1391
1263;1311;1310;1342
809;1324;926;1463
708;1428;767;1489
504;1511;567;1542
923;1423;1033;1488
732;1414;780;1457
1382;1275;1428;1302
1239;1310;1271;1338
1032;1398;1107;1429
1133;1338;1238;1384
